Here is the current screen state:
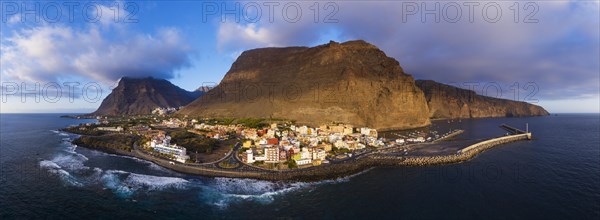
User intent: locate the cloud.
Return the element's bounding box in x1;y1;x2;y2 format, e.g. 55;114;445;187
217;23;279;51
1;17;193;85
215;1;599;100
7;14;20;24
216;1;336;52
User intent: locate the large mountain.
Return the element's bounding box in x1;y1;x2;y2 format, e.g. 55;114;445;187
91;77;203;116
415;80;549;119
178;40;432;130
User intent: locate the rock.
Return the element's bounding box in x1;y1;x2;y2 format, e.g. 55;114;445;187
178;40;431;130
91;77;203;116
415;80;549;119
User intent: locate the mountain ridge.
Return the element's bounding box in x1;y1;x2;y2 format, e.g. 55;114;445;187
415;80;549;119
178;40;432;130
90;40;549;129
90;77;203;116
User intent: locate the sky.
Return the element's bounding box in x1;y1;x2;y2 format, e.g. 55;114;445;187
0;0;598;113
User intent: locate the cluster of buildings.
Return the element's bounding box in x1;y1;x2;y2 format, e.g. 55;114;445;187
242;143;330;166
151;107;179;115
76;115;449;166
191;123;239;140
97;126;124;132
238;123;381;167
152;118;188;128
147;134;190;163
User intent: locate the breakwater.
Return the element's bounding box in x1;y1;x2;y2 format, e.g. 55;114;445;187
432;129;464;143
377;129;464;154
389;133;532;166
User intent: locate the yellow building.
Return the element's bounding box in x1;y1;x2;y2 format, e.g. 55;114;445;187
330;125;344;133
343;128;353;135
319;143;332;152
312;159;322;166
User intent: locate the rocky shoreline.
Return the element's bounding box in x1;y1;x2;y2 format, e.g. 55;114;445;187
69;132;531;182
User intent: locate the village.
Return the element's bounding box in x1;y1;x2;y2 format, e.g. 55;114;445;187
66;107;457;170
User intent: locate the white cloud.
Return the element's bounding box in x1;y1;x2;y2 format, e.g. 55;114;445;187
7;14;20;24
217;23;280;52
1;24;192;84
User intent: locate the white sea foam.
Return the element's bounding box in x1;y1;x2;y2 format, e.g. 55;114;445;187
198;168;373;208
51;154;88;171
198;178;311;208
45;127;369;202
101;170;134;197
39;160;61;170
39;160;83;187
58;132;70;136
98;170;189;197
124;173;189;190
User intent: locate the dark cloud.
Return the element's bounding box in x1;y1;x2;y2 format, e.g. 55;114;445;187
216;1;599;101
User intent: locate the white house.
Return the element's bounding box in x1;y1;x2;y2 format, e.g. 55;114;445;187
312;149;327;160
296;158;312;165
97;127;123;132
245;149;254;163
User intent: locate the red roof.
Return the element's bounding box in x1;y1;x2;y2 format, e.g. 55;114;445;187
267;138;279;145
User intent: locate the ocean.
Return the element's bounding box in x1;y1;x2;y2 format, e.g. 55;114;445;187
0;113;598;219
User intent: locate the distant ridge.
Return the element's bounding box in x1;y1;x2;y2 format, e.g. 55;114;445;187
90;77;203;116
195;86;214;93
415;80;549;119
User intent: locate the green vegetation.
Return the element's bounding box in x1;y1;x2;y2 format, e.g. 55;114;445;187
103;120;147;130
218;160;239;169
62;127;106;136
72;134;138;152
169;130;219;154
235;118;268;128
239;147;249;153
287;159;298;169
204;118;235;125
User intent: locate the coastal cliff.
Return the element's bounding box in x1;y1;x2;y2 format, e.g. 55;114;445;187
415;80;550;119
178;40;431;130
91;77;203;116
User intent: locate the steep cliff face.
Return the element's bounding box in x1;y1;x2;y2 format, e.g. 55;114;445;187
415;80;549;119
179;40;431;130
91;77;203;116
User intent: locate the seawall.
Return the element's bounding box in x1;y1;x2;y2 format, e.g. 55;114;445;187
383;133;532;166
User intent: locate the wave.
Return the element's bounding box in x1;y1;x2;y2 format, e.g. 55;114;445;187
197;178;309;208
39;160;83;187
99;170;190;198
45;129;368;205
51;141;90;172
101;170;135;197
124;172;189;190
39;160;61;170
83;148;179;175
197;169;371;209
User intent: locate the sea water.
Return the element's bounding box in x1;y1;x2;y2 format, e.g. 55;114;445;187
0;113;598;219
